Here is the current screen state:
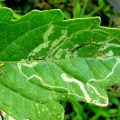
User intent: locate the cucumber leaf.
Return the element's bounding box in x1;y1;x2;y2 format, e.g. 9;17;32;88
0;7;120;120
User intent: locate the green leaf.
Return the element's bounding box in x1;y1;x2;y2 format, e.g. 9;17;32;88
0;7;13;23
0;7;120;120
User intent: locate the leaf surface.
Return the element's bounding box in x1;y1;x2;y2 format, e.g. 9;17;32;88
0;7;120;120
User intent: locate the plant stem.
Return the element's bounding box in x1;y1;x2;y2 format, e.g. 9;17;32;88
80;0;88;17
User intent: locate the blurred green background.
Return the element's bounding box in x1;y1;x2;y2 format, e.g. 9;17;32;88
0;0;120;120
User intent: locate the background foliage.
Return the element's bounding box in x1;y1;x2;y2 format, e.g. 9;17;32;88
0;0;120;120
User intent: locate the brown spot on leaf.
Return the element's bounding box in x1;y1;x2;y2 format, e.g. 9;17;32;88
0;71;4;75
